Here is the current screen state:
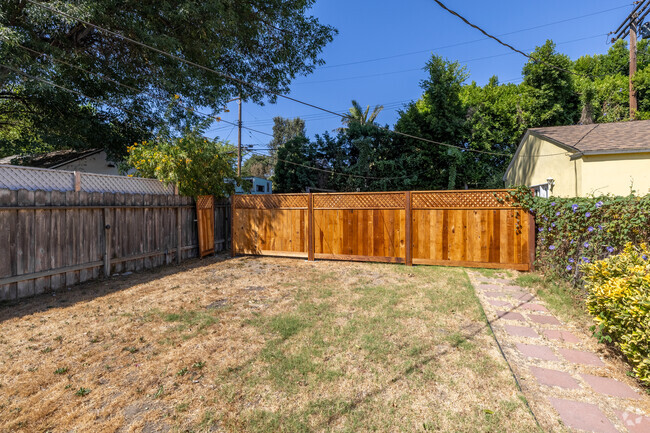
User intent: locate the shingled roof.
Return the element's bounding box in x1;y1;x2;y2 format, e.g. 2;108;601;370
529;120;650;154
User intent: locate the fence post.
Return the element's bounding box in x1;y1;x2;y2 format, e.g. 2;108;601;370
176;205;182;264
230;195;236;257
528;211;536;271
405;191;413;266
74;171;81;192
103;208;111;276
308;192;314;261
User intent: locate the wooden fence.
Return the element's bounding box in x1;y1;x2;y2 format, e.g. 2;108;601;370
0;189;230;301
232;190;535;271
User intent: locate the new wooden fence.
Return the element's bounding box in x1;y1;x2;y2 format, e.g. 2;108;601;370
232;190;535;271
0;189;230;301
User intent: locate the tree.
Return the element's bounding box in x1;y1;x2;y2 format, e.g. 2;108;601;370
273;136;317;193
241;154;273;178
519;40;579;128
394;56;469;190
269;116;306;154
339;100;384;130
0;1;335;158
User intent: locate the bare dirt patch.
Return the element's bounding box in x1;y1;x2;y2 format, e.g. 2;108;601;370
0;256;539;432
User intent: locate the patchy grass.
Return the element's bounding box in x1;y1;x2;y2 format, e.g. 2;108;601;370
0;256;539;432
515;272;590;327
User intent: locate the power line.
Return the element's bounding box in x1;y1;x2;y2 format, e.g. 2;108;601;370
321;3;632;70
430;0;605;80
19;0;567;159
25;0;346;119
3;40;274;138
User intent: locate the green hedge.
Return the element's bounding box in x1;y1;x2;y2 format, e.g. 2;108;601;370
509;188;650;283
582;244;650;386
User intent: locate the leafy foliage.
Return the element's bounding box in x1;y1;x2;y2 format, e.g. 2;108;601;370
583;244;650;386
273;135;316;193
339;100;384;130
123;127;239;198
509;187;650;284
242;154;273;179
1;0;335;157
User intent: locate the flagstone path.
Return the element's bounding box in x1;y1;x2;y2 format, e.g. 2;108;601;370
467;272;650;433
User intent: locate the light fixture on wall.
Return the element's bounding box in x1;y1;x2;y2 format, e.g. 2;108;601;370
546;177;555;192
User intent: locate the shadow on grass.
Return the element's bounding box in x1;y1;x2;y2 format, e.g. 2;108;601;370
0;253;236;323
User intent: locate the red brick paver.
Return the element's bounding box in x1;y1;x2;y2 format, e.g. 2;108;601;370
530;366;581;389
515;343;559;361
503;325;540;339
486;299;511;308
518;303;549;312
495;310;526;321
580;374;640;399
558;348;605;367
484;291;507;299
542;329;580;343
528;314;562;325
549;398;618;433
616;411;650;433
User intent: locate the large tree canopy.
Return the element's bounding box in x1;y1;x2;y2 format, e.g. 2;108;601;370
0;1;336;158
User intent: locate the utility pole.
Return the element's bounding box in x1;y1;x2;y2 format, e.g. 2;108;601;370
610;0;650;120
225;95;243;176
237;94;242;176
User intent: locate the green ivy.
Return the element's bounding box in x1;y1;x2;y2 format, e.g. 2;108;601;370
509;186;650;284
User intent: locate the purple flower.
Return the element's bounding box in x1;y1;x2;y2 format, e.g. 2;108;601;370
587;226;594;233
598;225;603;230
581;257;591;263
551;202;556;206
543;216;548;221
584;242;590;248
595;201;603;208
568;258;575;263
549;245;556;250
566;265;573;271
570;240;575;245
541;238;545;243
538;227;543;232
643;254;648;261
556;211;561;216
585;212;591;218
572;204;579;212
606;246;614;253
551;223;556;228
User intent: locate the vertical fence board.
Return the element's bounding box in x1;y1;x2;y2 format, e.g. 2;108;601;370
34;190;50;294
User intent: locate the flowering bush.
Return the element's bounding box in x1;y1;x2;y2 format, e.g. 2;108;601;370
124;129;240;198
582;244;650;386
509;187;650;284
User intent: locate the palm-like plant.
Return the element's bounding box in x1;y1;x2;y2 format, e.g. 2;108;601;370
339;100;384;130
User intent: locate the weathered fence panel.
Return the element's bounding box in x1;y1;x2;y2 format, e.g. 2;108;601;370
232;190;534;271
0;189;231;301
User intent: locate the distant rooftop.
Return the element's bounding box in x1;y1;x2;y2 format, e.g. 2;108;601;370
529;120;650;154
0;148;103;168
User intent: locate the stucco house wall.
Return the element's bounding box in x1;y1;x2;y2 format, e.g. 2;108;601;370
504;133;582;197
581;152;650;196
56;150;119;175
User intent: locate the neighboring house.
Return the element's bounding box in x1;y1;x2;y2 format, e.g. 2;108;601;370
0;149;120;175
504;121;650;197
235;177;272;194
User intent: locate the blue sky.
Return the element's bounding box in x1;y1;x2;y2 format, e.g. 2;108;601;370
207;0;635;154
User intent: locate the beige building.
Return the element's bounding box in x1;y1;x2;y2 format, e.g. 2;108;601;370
504;121;650;197
0;149;120;175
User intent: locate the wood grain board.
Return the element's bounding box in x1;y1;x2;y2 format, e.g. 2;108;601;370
232;191;534;270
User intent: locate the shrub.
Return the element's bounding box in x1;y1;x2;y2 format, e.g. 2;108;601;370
509;187;650;283
582;244;650;386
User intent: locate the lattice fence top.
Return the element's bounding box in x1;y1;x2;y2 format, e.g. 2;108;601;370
81;173;174;195
411;190;516;209
0;165;175;194
314;193;405;209
196;195;214;210
0;165;75;192
234;194;308;209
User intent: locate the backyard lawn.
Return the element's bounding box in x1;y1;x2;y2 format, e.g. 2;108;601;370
0;256;539;432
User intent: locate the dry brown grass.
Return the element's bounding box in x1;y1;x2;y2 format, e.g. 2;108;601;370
0;256;539;432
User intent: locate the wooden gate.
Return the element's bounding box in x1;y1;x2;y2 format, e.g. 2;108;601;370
196;195;215;258
232;190;534;271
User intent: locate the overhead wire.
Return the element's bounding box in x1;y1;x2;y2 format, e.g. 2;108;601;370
16;0;581;160
320;3;633;69
430;0;610;80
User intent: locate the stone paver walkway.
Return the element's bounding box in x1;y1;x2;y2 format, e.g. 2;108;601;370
468;272;650;433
